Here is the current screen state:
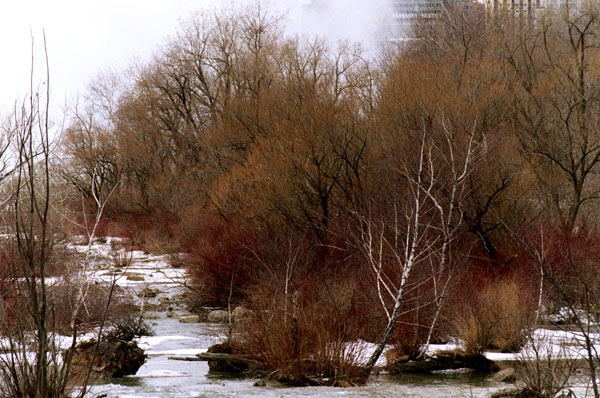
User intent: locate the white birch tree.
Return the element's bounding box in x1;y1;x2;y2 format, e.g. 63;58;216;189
357;119;479;382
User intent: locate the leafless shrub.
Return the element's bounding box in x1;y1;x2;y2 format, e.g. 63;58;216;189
455;279;534;355
516;334;577;398
47;278;137;334
241;276;368;386
108;316;154;341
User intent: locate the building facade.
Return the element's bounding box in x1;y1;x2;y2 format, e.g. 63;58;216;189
388;0;445;35
483;0;586;16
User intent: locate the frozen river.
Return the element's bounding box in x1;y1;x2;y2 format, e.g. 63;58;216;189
86;319;505;398
68;238;535;397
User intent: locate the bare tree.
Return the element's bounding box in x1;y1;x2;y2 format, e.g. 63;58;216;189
61;79;122;208
0;33;74;398
357;119;479;382
0;33;124;398
507;5;600;228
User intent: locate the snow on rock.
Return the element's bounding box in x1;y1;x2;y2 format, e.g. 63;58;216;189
146;349;207;357
128;370;191;378
136;335;199;351
67;237;189;297
350;340;390;367
425;342;461;357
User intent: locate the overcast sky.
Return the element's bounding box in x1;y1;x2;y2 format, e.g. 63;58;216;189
0;1;389;119
0;0;216;116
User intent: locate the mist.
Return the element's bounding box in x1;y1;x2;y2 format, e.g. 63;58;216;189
275;0;395;47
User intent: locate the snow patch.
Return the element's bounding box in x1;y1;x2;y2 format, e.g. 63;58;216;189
147;349;206;357
129;370;191;378
136;335;198;351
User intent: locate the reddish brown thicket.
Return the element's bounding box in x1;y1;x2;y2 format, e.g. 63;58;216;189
508;225;600;312
449;275;536;355
445;223;600;355
184;215;258;307
240;259;377;385
182;211;368;309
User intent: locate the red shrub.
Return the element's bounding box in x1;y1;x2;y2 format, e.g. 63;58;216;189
240;261;376;385
509;224;600;312
182;214;261;307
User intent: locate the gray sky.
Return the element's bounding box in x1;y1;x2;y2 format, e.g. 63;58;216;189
0;0;389;119
0;0;214;115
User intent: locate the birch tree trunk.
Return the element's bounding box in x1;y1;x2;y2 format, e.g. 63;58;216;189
357;119;479;382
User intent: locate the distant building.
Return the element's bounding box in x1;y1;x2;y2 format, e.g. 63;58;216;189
538;0;584;8
483;0;585;17
389;0;445;35
483;0;538;16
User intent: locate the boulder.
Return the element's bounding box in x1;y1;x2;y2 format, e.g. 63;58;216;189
166;311;177;318
207;310;230;323
70;339;146;381
494;367;517;383
179;314;200;323
386;350;499;374
172;293;187;301
204;341;251;374
138;287;161;298
204;307;252;323
232;306;252;322
126;274;145;281
142;311;160;320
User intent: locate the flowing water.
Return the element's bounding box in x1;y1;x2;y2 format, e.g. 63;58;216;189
76;239;509;397
86;318;506;398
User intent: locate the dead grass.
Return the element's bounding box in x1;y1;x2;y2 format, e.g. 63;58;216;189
239;274;369;386
454;278;534;355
